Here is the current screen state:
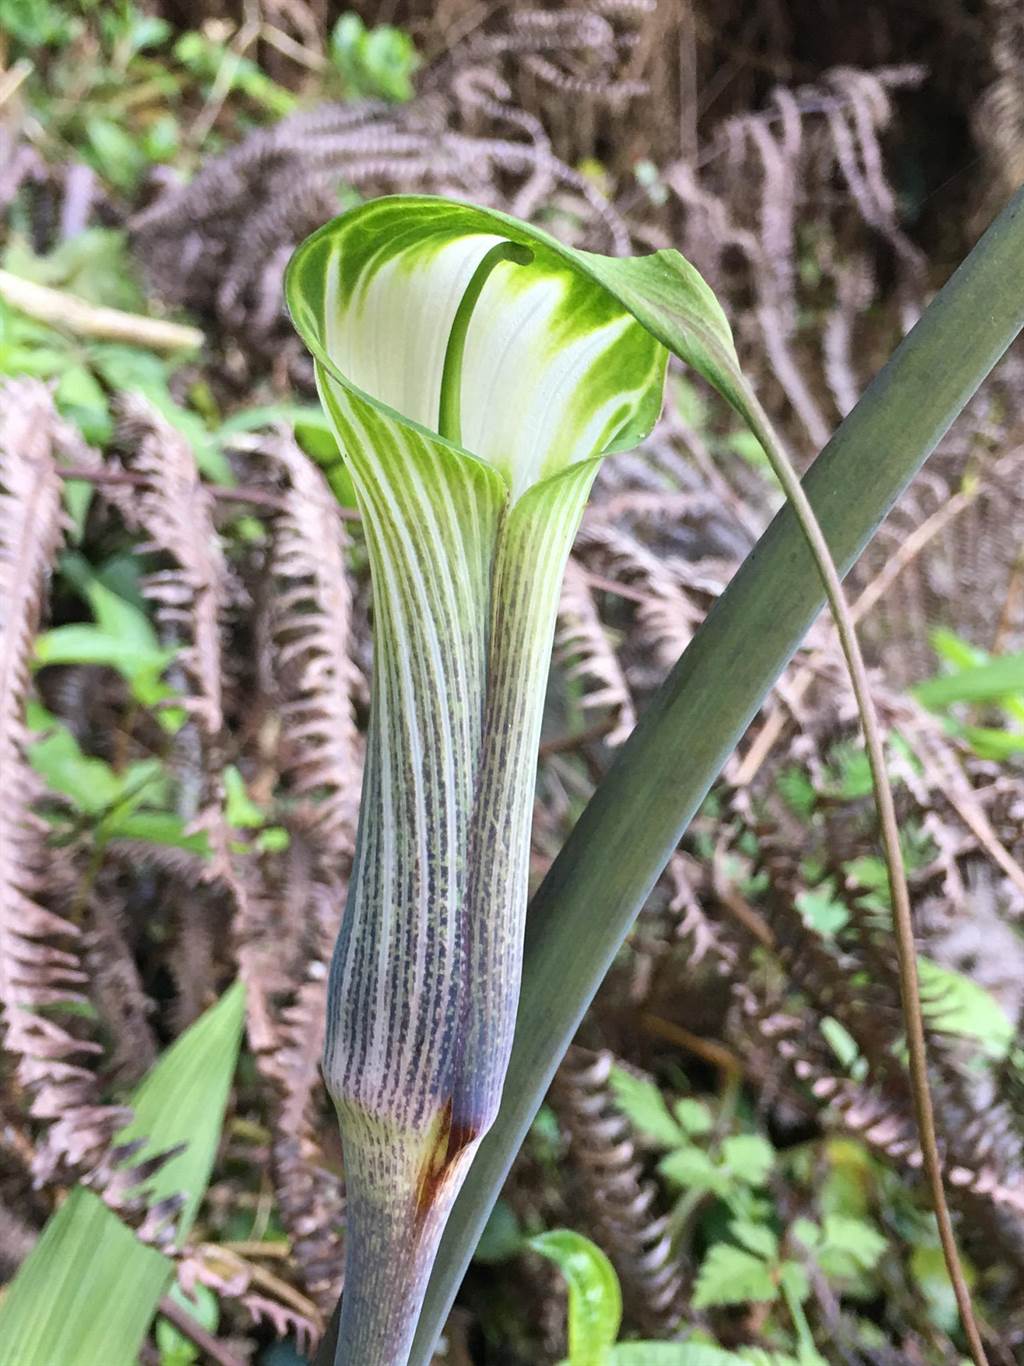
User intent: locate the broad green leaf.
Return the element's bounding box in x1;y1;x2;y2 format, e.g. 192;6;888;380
917;956;1013;1056
28;718;128;814
73;563;160;654
0;983;245;1366
34;621;175;679
961;724;1024;758
117;980;246;1233
721;1135;774;1187
330;12;420;102
55;362;111;442
26;707;198;849
796;883;849;938
930;626;987;672
775;766;816;818
0;1189;172;1366
658;1145;724;1196
673;1098;713;1137
35;558;178;709
730;1220;778;1261
611;1346;740;1365
608;1067;683;1147
223;764;266;830
816;1215;887;1278
86;116;149;190
789;1218;821;1250
27;710;165;820
914;651;1024;707
529;1230;622;1366
109;809;210;854
777;1260;810;1306
692;1246;777;1309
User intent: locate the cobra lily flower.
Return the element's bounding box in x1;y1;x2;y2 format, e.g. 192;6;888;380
286;196;743;1363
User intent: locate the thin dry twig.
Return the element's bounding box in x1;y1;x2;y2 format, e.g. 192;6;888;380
0;270;204;352
745;390;990;1366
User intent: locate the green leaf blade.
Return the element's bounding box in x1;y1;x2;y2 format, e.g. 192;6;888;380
529;1229;623;1365
0;983;245;1366
692;1246;778;1310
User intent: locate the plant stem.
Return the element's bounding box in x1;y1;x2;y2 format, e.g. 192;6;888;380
742;393;989;1365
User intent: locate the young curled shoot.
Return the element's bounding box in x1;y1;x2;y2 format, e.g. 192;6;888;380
287;195;985;1366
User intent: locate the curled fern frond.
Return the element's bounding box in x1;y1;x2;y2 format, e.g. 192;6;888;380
552;1046;683;1334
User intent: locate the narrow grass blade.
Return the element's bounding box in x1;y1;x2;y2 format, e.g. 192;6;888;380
0;981;246;1365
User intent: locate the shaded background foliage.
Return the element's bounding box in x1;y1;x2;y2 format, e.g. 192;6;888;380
1;1;1024;1362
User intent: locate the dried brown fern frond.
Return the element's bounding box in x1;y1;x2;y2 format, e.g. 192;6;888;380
664;64;925;452
854;437;1024;685
574;516;708;681
556;557;636;746
109;414;356;1295
266;434;364;863
619;850;738;1024
110;397;284;1050
573;491;744;744
83;1136;189;1252
0;379;129;1181
83;887;158;1088
112;394;226;737
178;1240;322;1352
130;5;641;361
735;975;1024;1277
266;862;345;1310
974;0;1024;207
757;837;904;1087
552;1046;684;1335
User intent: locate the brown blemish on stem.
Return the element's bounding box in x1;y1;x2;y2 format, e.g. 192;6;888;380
414;1099;480;1231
